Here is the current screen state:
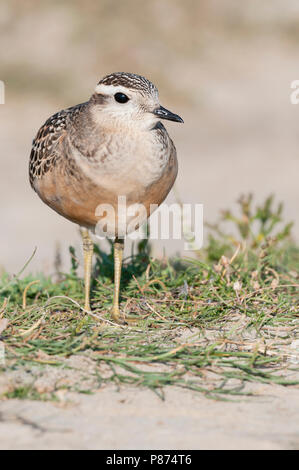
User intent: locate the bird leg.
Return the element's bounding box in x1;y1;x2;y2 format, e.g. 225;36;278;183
111;237;124;323
81;228;94;312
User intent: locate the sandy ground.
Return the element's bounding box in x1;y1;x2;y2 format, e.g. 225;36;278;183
0;382;299;450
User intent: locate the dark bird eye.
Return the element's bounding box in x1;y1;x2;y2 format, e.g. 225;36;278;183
114;92;129;103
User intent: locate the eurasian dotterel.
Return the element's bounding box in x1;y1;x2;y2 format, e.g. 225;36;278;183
29;72;183;323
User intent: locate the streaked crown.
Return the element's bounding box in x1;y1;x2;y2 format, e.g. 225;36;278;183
97;72;158;97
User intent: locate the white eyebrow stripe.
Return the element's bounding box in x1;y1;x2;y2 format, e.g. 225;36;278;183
94;84;132;95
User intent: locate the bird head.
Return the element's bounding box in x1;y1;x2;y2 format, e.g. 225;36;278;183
90;72;183;130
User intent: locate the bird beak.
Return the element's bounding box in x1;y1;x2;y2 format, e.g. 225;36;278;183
153;106;184;123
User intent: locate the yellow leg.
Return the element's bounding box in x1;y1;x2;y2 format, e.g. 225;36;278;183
111;238;124;323
81;229;94;312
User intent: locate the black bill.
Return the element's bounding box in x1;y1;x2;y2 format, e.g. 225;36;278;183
153;106;184;123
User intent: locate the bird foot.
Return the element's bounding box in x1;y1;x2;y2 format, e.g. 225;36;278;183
111;307;127;325
111;307;139;326
84;303;92;313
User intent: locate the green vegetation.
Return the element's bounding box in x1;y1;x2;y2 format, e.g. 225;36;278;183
0;195;298;401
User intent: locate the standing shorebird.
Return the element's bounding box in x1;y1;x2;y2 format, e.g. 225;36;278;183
29;72;183;322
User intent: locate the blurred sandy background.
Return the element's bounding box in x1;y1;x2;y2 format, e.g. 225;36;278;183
0;0;298;274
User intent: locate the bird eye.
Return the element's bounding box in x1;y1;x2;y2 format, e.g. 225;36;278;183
114;92;129;104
